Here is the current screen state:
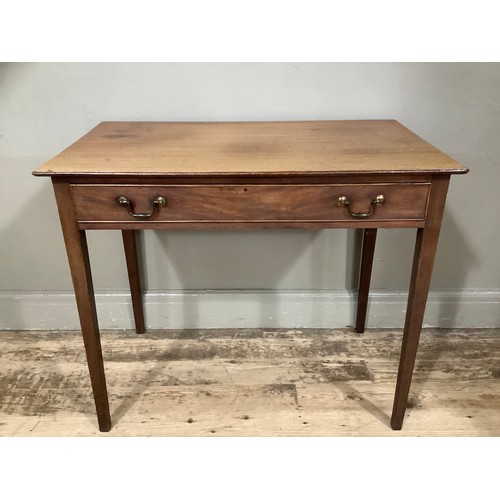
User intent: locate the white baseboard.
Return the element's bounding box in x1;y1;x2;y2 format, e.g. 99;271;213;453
1;289;499;330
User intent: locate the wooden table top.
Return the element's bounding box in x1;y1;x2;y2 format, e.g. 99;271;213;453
33;120;468;177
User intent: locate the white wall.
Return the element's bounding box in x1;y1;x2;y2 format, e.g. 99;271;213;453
1;62;499;328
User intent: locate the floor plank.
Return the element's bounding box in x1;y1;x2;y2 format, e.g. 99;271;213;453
0;328;499;436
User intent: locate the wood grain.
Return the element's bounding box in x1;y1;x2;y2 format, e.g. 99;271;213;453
356;228;378;334
391;176;450;430
122;230;145;335
52;180;111;431
1;328;498;437
71;183;430;224
33;121;468;176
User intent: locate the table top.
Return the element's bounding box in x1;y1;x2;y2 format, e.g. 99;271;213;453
33;120;468;177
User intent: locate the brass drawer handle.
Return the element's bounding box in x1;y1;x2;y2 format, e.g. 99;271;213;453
115;195;166;219
337;194;385;218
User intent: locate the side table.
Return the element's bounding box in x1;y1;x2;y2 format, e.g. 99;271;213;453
33;120;468;431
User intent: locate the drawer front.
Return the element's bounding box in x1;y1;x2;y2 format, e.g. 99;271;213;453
71;183;430;223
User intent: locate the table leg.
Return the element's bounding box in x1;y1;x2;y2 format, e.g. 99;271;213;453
355;228;378;333
122;230;145;334
390;176;450;430
53;181;111;432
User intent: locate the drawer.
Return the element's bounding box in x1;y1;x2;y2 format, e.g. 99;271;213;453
71;183;430;223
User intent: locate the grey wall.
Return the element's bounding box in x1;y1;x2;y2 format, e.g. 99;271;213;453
1;63;499;327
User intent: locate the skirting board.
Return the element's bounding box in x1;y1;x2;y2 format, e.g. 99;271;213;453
1;290;500;330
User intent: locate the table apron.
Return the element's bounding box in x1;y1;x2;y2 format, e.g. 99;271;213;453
71;182;430;228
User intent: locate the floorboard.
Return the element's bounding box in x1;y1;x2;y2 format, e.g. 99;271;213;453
0;328;499;436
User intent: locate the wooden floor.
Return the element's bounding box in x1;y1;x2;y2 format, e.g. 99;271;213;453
1;328;499;436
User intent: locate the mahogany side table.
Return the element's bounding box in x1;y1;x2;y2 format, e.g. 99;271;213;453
33;120;468;431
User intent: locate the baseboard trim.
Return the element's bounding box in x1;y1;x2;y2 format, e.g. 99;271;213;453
1;289;499;330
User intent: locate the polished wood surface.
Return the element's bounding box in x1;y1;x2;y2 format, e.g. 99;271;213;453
122;230;145;335
52;180;111;432
33;120;468;432
356;228;378;334
71;182;431;225
391;176;450;430
33;120;468;176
